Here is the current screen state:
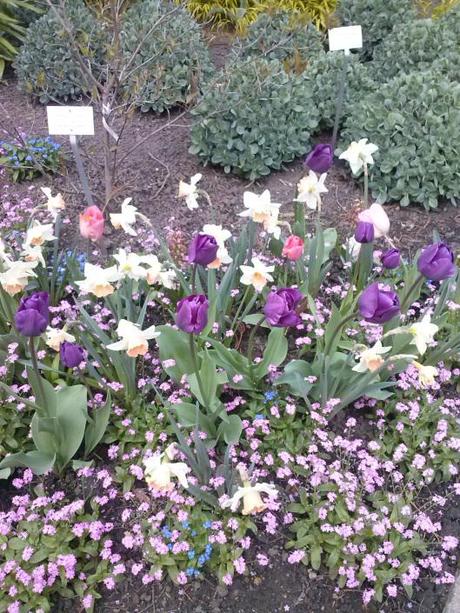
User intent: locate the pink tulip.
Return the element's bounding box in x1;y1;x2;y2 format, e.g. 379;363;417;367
79;206;105;241
282;235;304;261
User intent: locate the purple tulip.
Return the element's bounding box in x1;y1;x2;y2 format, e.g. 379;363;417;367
417;242;456;281
354;221;374;244
60;342;85;368
304;143;333;173
188;234;218;267
264;287;303;328
380;248;401;269
15;291;49;337
176;294;209;334
358;282;400;324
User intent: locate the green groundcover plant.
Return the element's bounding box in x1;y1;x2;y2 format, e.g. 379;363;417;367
0;131;459;612
340;71;460;209
190;58;321;178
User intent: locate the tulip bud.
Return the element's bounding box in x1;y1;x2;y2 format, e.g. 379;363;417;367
358;282;400;324
304;143;333;174
417;242;456;281
60;341;85;368
79;206;105;242
354;221;374;244
15;292;49;337
176;294;209;334
188;234;218;267
264;288;303;328
282;235;304;261
380;248;400;269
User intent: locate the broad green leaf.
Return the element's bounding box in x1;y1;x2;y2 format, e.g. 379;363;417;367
0;450;56;475
217;414;243;444
253;327;288;380
84;391;111;457
157;325;195;379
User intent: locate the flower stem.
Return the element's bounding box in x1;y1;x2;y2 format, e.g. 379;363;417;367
189;333;207;407
324;312;356;356
363;162;368;209
191;264;197;294
400;273;424;313
29;336;47;410
230;285;251;333
331;52;349;150
247;316;265;381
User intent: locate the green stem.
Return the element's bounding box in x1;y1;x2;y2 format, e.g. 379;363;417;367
331;52;349;149
363;162;368;209
324;312;356;356
191;264;197;294
189;333;207;407
400;273;424;313
247;316;265;380
29;336;47;410
230;285;251;332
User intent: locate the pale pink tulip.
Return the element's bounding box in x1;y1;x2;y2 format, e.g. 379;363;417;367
80;206;105;241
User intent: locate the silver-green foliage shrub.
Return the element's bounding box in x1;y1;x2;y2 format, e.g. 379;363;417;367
308;52;375;129
341;71;460;209
190;59;320;179
337;0;417;57
371;18;460;82
121;0;214;113
236;10;325;65
14;0;107;103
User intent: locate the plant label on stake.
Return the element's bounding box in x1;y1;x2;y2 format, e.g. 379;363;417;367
328;26;363;148
46;106;95;207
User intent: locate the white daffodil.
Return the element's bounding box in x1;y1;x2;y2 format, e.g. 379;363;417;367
221;477;278;515
110;198;149;236
21;244;45;267
178;173;202;210
159;269;177;289
202;224;232;269
412;361;438;388
240;257;274;292
113;249;147;280
141;254;163;285
344;236;361;262
143;444;190;492
407;312;439;355
239;190;281;224
0;260;38;296
358;203;390;238
76;263;121;298
45;326;76;351
40;187;65;220
296;170;328;211
106;319;160;358
353;340;391;373
24;221;56;248
339;138;379;175
262;209;282;240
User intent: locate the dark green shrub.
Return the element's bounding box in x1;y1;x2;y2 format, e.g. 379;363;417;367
307;52;375;129
14;0;107;103
190;59;320;179
371;18;459;82
337;0;417;57
236;10;325;66
340;71;460;209
121;0;214;113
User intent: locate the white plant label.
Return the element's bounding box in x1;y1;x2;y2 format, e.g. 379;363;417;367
47;106;94;136
328;26;363;52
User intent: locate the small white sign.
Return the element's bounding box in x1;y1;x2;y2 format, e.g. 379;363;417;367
47;106;94;136
328;26;363;52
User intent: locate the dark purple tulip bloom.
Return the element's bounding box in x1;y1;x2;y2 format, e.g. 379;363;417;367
188;234;218;267
60;342;85;368
358;282;400;324
417;242;456;281
304;143;333;174
15;291;49;337
381;248;401;269
264;287;303;328
176;294;209;334
354;221;374;244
